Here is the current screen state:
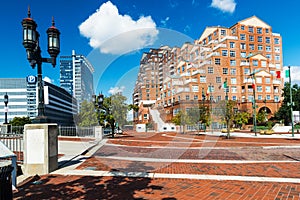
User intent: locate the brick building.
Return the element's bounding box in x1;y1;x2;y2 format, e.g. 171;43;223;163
133;16;283;128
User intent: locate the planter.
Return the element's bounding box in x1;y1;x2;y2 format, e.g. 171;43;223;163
265;130;274;135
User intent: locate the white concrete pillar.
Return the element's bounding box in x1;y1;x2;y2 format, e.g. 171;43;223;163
94;126;103;140
23;123;58;176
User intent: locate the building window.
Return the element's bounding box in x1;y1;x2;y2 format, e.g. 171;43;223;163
231;86;237;93
265;29;269;33
241;25;245;30
258;36;263;42
274;38;280;44
266;54;271;60
230;68;236;75
194;95;198;100
216;77;221;83
252;60;258;66
231;28;236;34
186;95;190;100
249;44;255;50
192;85;199;92
266;37;270;43
275;55;280;61
241;52;246;58
200;76;206;83
230;60;236;66
208;67;214;73
265;78;270;83
266;86;271;92
144;114;148;119
240;34;246;40
244;68;250;75
222;68;228;74
221;29;226;36
240;43;246;50
274;95;279;102
258;95;262;100
266;95;271;100
208;35;212;41
215;58;221;65
230;50;236;57
230;42;235;48
258;45;263;51
222;50;228;56
231;78;237;84
248;26;253;33
257;27;262;34
266;46;271;52
249;35;254;42
261;61;267;67
257;86;262;92
275;47;280;53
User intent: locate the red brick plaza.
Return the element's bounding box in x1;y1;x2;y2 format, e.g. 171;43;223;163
14;131;300;199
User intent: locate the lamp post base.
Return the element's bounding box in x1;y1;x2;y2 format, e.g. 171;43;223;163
32;116;49;124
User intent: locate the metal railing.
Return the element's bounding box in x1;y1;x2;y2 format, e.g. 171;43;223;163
0;134;23;163
58;126;95;137
0;125;98;163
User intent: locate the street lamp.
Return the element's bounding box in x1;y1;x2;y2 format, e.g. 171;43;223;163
3;93;8;124
92;93;104;125
21;7;60;123
250;71;257;136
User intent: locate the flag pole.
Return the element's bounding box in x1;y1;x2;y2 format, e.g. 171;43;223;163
288;65;294;137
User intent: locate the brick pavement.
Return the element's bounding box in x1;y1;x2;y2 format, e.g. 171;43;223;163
14;131;300;199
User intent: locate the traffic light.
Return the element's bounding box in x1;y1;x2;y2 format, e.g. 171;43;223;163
276;71;281;78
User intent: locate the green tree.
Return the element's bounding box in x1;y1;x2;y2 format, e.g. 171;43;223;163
171;110;189;133
110;93;128;128
257;111;267;124
234;111;250;129
77;100;98;127
274;82;299;125
217;100;237;139
10;116;32;126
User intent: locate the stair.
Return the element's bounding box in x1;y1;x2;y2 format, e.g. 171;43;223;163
149;108;176;132
272;124;292;133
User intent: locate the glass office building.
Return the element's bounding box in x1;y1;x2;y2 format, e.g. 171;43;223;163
0;78;77;126
60;50;94;111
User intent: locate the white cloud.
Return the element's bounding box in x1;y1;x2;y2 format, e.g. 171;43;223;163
108;86;125;95
79;1;159;54
160;17;170;27
211;0;236;13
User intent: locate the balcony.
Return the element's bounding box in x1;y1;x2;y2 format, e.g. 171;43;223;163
199;60;211;67
220;36;238;43
213;43;227;51
273;80;281;84
206;52;220;59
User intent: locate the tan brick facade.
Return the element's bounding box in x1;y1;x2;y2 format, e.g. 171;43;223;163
133;16;283;126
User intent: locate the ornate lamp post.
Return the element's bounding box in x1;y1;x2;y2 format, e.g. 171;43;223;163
4;93;8;124
92;93;115;138
21;7;60;123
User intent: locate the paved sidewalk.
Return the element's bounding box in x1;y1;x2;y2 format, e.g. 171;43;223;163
14;132;300;199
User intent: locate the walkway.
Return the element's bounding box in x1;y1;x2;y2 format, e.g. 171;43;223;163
14;131;300;199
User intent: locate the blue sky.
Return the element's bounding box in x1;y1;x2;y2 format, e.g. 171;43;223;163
1;0;300;101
